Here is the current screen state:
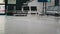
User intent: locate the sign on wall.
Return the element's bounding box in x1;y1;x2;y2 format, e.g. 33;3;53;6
47;0;51;2
38;0;51;2
8;0;16;4
38;0;48;2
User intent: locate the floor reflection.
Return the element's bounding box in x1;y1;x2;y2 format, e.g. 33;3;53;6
0;15;60;34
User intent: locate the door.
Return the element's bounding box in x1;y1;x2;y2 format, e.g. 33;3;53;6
5;0;16;15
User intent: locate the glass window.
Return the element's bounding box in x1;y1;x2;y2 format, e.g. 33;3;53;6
8;0;16;4
23;6;29;11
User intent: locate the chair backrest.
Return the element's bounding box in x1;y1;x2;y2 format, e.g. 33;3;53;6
23;6;29;11
31;6;37;11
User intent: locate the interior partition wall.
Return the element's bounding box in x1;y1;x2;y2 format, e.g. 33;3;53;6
0;0;5;14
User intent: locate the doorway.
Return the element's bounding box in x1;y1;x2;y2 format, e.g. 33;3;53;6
55;0;59;6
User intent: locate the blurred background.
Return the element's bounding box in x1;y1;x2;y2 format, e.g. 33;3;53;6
0;0;60;34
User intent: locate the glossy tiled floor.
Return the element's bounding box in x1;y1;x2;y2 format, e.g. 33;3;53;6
0;15;60;34
0;15;6;34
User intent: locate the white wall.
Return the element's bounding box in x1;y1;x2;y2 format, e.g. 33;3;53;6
0;0;4;3
28;0;55;14
8;0;16;4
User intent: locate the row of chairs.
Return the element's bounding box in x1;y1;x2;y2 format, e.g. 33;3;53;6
6;6;29;16
6;5;37;16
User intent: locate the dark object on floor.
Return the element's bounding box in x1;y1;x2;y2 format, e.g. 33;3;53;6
54;13;60;17
6;11;13;16
15;15;27;16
